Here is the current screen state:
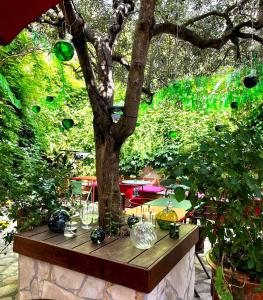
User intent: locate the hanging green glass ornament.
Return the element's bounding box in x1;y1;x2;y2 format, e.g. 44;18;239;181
46;96;55;102
215;125;226;132
230;101;238;109
243;75;258;88
174;186;185;202
32;105;41;113
53;40;74;62
168;131;177;138
62;118;74;129
136;122;140;127
59;126;65;132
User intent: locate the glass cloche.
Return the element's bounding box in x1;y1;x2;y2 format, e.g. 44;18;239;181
130;220;157;249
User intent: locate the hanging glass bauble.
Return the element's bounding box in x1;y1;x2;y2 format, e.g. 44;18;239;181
174;186;185;202
46;96;54;102
48;209;70;233
59;126;65;132
243;75;258;88
156;206;178;230
32;105;41;113
90;227;106;244
215;125;225;132
168;131;177;138
130;221;157;249
62;118;74;129
230;101;238;109
127;214;140;229
54;40;74;62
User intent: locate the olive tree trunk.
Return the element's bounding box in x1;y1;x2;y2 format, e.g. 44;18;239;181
95;131;122;226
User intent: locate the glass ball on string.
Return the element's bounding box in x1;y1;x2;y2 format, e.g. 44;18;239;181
54;40;74;62
243;75;258;88
32;105;41;113
62;118;74;129
230;101;238;109
168;131;177;139
46;96;55;102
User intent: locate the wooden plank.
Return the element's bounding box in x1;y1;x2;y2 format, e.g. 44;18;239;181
19;225;49;237
44;227;90;245
91;229;168;263
30;230;58;241
59;232;92;249
74;236;118;253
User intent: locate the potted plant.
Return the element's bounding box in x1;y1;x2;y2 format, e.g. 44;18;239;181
168;118;263;299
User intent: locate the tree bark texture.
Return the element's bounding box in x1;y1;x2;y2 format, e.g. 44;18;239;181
95;132;122;226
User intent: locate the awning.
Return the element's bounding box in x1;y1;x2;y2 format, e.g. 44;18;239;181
0;0;61;45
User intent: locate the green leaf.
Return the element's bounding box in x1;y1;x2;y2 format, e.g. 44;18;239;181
0;73;21;108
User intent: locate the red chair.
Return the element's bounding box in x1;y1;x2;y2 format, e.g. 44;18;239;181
129;197;151;207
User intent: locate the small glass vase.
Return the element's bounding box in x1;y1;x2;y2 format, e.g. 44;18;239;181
130;221;157;249
64;221;78;238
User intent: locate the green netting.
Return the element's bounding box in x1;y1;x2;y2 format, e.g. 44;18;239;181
147;64;263;113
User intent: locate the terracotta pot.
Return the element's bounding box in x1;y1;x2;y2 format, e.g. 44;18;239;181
206;252;263;300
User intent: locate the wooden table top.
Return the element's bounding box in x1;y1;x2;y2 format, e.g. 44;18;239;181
13;224;198;293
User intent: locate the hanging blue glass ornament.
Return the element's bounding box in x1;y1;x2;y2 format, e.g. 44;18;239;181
54;40;74;62
90;227;106;244
62;118;74;129
32;105;41;113
48;209;70;233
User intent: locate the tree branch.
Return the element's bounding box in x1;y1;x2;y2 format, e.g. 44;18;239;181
114;0;156;141
183;11;229;27
62;0;109;126
153;0;263;51
108;0;135;47
112;53;154;98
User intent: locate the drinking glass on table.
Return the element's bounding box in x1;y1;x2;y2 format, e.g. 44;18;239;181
80;201;99;229
64;221;78;238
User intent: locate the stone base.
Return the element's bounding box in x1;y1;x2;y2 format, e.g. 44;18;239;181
19;246;195;300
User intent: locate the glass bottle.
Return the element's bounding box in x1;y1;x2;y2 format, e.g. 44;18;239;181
156;200;178;230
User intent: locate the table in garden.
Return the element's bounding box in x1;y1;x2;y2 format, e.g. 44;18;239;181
125;204;187;221
14;224;198;299
145;197;192;210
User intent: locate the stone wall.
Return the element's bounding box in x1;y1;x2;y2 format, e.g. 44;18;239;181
19;246;195;300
